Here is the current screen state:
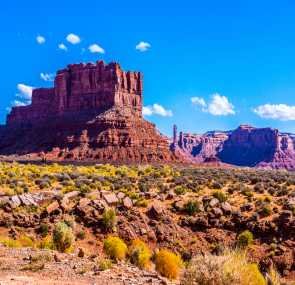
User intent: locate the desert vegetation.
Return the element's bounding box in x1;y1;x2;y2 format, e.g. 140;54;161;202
0;162;294;283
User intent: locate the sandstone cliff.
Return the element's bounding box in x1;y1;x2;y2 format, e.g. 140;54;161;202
0;61;176;163
172;124;295;169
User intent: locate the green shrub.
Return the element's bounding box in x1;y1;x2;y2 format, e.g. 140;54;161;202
53;222;74;252
237;230;254;248
175;186;188;195
260;205;272;217
103;236;128;261
38;223;49;237
98;259;113;271
102;208;117;232
184;201;200;215
213;191;227;203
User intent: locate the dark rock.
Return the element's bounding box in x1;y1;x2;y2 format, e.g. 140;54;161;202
147;202;164;220
221;202;232;214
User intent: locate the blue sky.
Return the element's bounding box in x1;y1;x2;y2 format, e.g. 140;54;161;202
1;0;295;136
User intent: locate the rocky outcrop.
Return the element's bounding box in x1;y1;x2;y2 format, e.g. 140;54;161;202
7;61;143;126
0;61;176;163
172;124;295;169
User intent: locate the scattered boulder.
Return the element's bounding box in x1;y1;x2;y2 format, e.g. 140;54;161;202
167;190;175;199
64;191;80;200
147;202;164;220
221;202;232;214
212;207;223;218
78;198;91;208
123;197;133;209
103;193;119;206
9;196;21;208
117;192;125;200
46;201;60;215
19;194;38;207
209;198;219;208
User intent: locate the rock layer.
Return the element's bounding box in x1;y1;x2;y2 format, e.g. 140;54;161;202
172;124;295;169
0;61;176;163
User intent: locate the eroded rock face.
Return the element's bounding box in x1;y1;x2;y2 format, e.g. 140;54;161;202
172;124;295;169
0;61;177;163
7;61;143;126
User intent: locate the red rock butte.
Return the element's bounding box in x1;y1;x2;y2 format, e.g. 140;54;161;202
0;61;177;162
7;61;143;125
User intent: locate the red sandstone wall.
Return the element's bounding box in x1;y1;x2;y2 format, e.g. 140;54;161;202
7;61;143;125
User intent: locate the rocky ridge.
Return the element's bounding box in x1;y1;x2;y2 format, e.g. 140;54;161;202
172;124;295;169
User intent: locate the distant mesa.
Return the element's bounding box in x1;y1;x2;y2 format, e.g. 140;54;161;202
0;61;177;163
171;124;295;170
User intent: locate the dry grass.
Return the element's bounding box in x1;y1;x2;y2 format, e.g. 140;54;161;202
181;249;269;285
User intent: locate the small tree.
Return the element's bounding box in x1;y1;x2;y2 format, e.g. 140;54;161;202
53;222;74;252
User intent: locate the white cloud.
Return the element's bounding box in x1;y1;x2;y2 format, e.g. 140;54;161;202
136;41;151;52
88;44;105;54
58;43;68;51
66;33;81;44
36;35;45;44
191;97;207;110
16;84;34;100
253;104;295;121
40;73;55;82
143;104;173;117
12;100;27;107
191;93;235;116
8;84;34;111
208;93;235;115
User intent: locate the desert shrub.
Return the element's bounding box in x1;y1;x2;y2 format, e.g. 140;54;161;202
184;201;200;215
129;239;151;269
98;258;113;271
259;205;272;217
181;249;266;285
237;230;253;248
103;236;128;261
53;222;74;252
135;198;148;208
213;191;228;203
0;237;21;248
175;186;188;195
18;235;34;247
38;236;54;250
155;249;183;279
102;208;117;232
38;223;49;237
241;187;253;198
